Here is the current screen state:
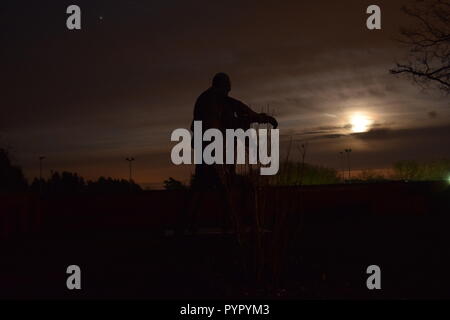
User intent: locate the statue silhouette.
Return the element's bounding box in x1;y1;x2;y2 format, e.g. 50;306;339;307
183;73;278;235
190;72;278;190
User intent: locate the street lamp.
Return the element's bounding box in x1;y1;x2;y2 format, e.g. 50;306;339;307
39;156;46;193
344;149;352;181
339;151;345;180
125;157;135;182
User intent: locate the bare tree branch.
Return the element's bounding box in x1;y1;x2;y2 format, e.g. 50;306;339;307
390;0;450;93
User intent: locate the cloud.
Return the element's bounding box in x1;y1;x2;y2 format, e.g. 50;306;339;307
353;124;450;142
351;128;392;140
428;111;438;119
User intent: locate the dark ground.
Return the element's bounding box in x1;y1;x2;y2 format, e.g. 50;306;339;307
1;181;450;299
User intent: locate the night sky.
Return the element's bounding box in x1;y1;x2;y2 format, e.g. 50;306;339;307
1;0;449;188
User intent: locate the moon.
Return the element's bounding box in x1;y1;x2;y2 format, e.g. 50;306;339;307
349;113;373;133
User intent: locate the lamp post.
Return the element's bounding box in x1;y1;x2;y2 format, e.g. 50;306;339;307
39;156;46;193
344;149;352;181
126;157;135;191
339;151;345;181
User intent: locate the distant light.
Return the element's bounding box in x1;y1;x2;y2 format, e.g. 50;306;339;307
349;113;373;133
447;176;450;184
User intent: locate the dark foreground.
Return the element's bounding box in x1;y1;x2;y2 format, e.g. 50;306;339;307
1;181;450;299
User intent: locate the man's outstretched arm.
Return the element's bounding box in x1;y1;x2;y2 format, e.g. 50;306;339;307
227;97;278;128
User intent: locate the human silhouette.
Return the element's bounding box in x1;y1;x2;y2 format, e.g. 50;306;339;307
183;73;278;235
190;72;278;189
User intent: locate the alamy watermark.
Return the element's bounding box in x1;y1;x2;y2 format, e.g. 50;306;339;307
170;121;280;175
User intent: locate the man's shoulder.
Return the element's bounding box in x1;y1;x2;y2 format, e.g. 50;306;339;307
196;88;226;112
197;88;214;101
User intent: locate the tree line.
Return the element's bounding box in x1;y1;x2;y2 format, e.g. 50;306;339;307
0;148;141;193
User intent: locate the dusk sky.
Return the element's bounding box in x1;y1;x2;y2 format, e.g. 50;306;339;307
1;0;449;188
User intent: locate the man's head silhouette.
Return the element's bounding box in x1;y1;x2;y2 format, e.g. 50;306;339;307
212;72;231;95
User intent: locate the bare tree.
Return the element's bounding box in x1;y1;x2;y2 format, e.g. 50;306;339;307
390;0;450;93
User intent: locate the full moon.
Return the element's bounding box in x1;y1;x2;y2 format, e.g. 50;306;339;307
349;113;373;133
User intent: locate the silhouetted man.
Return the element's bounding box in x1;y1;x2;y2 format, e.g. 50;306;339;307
190;72;278;190
182;73;277;236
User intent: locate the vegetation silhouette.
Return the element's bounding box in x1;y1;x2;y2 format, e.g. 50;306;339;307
163;177;187;190
393;159;450;181
30;171;142;194
0;148;27;192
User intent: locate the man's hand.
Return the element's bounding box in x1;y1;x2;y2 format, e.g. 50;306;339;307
267;115;278;129
259;113;278;129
